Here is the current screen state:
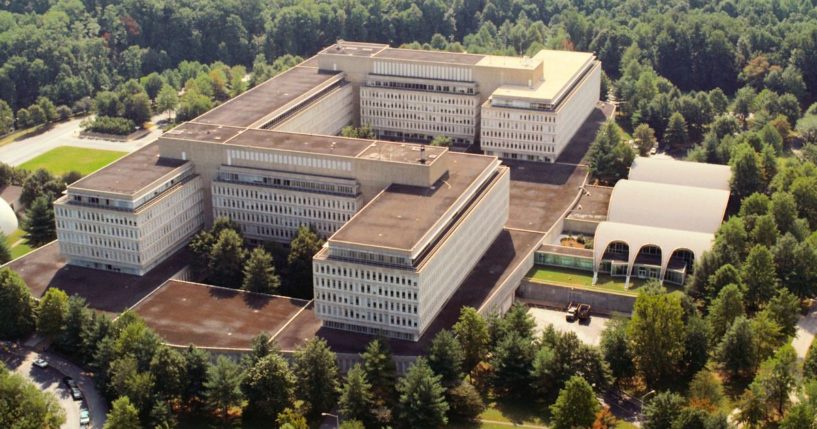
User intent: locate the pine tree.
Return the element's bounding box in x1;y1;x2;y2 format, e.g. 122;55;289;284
293;338;338;419
241;247;280;294
361;338;398;409
428;330;464;388
587;121;635;185
338;364;376;427
397;358;449;429
204;356;244;423
633;123;657;156
23;196;56;247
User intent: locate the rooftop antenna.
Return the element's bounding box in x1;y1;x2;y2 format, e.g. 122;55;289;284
420;146;427;164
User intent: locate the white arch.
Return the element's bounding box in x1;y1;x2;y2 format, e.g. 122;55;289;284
0;198;17;235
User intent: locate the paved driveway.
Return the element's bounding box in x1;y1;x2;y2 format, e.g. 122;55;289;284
1;343;107;429
528;306;610;346
794;304;817;359
0;115;164;166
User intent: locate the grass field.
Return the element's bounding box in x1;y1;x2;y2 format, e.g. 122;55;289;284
4;229;31;260
18;146;126;176
526;265;649;296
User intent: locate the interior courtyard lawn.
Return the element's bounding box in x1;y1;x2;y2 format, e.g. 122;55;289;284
526;265;650;296
18;146;126;176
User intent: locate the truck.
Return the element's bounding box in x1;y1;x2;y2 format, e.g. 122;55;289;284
566;302;591;322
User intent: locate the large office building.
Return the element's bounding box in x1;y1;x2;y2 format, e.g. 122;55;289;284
53;41;599;339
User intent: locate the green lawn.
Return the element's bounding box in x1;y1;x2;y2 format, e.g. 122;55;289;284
18;146;126;176
526;265;649;296
4;229;31;260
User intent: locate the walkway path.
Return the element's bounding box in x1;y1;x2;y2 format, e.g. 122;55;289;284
793;303;817;359
0;115;165;166
1;341;107;428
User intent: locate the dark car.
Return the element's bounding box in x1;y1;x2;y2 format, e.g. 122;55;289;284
62;376;76;389
70;386;83;401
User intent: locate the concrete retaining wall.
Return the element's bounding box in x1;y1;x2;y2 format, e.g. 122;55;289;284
516;279;635;315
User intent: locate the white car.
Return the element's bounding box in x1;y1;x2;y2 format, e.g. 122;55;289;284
79;409;90;425
32;358;48;369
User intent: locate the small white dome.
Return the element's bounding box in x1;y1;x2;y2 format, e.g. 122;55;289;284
0;198;17;236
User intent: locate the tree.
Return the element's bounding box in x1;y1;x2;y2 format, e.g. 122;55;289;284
600;317;634;381
430;135;452;147
397;357;449;429
688;370;724;411
242;247;280;294
338;364;376;427
16;108;30;128
490;331;536;399
287;225;323;299
0;268;35;339
104;396;140;429
56;295;91;358
706;284;745;343
627;290;685;386
742;245;779;309
0;100;14;134
663;112;689;148
36;288;68;340
361;338;398;410
715;316;757;379
182;345;209;403
765;288;800;338
0;232;11;265
588;121;635;185
123;92;152;126
27;105;46;125
752;345;798;417
683;316;710;380
276;407;309;429
730;143;765;198
36;97;56;123
550;376;600;429
241;352;295;419
428;330;464;388
208;228;246;288
22;196;56;247
142;73;164;100
148;347;186;401
453;307;489;375
751;214;778;247
204;356;244;423
736;385;767;428
94;91;124;118
780;404;816;429
156;85;179;120
634;123;657;156
771;192;798;234
293;338;338;419
0;363;65;428
642;391;685;429
446;380;484;423
805;337;817;379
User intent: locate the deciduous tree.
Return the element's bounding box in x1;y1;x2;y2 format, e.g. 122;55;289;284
549;376;599;429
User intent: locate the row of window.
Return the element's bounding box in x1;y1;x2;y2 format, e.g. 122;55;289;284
318;291;418;314
217;171;358;197
227;149;352;172
482;139;557;153
483;110;557;123
315;263;418;287
366;78;476;95
372;60;473;82
213;185;358;212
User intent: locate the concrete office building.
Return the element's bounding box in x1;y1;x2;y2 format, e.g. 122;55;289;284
318;41;600;160
54;145;205;275
52;41;602;340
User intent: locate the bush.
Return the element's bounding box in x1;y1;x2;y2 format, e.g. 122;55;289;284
83;116;136;135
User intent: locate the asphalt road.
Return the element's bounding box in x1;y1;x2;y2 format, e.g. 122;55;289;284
527;306;610;346
1;343;107;429
0;115;164;166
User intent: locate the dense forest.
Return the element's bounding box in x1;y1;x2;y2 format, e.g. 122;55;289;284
2;0;817;112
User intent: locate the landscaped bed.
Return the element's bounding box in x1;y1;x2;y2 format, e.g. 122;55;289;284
18;146;126;176
526;265;650;296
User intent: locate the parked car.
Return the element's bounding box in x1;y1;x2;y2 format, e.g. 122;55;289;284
576;303;592;322
79;409;90;425
70;386;83;401
62;376;76;389
32;358;48;369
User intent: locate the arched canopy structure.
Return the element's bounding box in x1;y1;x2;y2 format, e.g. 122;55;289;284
0;198;17;235
629;156;731;191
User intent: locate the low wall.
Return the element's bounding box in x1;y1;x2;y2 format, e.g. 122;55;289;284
563;217;599;236
516;279;635;315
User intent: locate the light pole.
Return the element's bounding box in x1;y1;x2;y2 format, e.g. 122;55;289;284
637;389;656;422
321;412;340;428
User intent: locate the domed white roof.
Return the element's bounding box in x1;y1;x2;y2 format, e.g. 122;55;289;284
0;198;18;236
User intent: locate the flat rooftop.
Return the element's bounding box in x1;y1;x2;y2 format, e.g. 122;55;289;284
320;42;388;57
4;242;191;313
567;185;612;221
132;280;309;350
504;161;588;233
491;50;596;105
374;47;486;65
68;143;188;196
277;228;544;355
163;124;448;164
328;153;496;253
193;65;341;128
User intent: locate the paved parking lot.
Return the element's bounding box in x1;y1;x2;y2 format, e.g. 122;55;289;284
527;306;610;346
